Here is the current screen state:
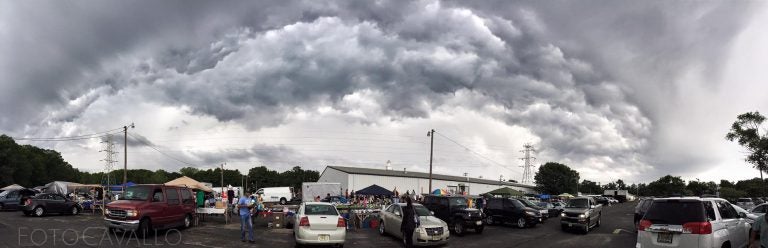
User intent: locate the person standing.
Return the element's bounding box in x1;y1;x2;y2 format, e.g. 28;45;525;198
238;192;255;243
401;197;418;248
751;214;768;248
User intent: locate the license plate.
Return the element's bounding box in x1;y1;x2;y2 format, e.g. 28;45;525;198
432;235;442;241
476;221;482;226
568;223;572;227
318;235;330;242
657;233;673;244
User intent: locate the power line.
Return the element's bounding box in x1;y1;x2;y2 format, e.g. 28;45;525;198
127;132;200;167
434;131;522;176
12;127;124;141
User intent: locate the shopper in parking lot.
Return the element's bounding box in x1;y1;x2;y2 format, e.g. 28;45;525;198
238;192;255;243
751;214;768;248
401;196;418;248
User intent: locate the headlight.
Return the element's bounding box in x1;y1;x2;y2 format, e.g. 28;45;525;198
126;210;139;217
525;211;535;216
105;209;111;215
578;214;586;219
560;212;566;217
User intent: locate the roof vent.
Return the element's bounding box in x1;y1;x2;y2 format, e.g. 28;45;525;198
386;160;392;171
403;168;407;174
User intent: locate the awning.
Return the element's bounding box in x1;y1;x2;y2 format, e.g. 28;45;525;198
165;176;213;192
486;187;524;196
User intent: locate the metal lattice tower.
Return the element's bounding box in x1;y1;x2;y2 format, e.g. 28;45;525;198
519;143;537;185
100;134;118;192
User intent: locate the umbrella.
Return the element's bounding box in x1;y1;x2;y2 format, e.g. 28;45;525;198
558;193;574;198
486;187;523;196
431;189;449;195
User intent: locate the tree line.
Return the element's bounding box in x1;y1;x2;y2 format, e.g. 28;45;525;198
0;134;319;191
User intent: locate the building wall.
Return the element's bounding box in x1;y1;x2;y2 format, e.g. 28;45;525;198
345;173;535;195
317;168;349;191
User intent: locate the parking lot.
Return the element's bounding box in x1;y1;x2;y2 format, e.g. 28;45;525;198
0;203;637;248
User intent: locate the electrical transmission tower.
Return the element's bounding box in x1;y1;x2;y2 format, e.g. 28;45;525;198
519;143;537;185
100;134;118;193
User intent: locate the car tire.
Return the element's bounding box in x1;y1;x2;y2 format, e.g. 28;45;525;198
485;216;495;226
33;206;45;217
280;198;287;205
70;206;79;215
183;214;192;229
475;225;484;234
516;217;526;228
137;218;152;238
378;220;386;236
583;222;590;234
452;220;465;236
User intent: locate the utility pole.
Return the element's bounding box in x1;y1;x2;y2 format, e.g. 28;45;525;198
123;123;134;192
427;129;435;194
220;163;226;197
519;143;536;185
100;134;117;195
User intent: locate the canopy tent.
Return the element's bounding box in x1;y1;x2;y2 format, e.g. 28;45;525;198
108;182;136;192
486;187;524;197
41;181;84;195
431;189;449;195
1;184;24;191
355;184;394;196
165;176;213;192
558;193;574;198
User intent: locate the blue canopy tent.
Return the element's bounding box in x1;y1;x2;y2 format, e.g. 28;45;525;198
355;184;394;196
108;182;135;192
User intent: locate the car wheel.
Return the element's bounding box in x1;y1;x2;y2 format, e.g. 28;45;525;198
70;206;79;215
583;222;590;234
484;216;494;225
378;220;386;236
183;214;192;228
33;206;45;217
137;219;151;238
280;198;287;205
452;220;465;236
516;217;526;228
475;225;484;234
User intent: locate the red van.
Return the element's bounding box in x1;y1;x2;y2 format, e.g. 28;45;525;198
104;185;196;236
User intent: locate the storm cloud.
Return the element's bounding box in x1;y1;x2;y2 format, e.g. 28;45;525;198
1;0;763;182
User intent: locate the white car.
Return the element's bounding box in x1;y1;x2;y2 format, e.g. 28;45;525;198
293;202;346;247
256;187;294;205
379;203;450;246
636;197;750;248
749;203;768;217
607;197;619;204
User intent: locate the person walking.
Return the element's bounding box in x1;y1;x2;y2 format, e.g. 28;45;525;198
401;197;418;248
238;192;255;243
751;213;768;248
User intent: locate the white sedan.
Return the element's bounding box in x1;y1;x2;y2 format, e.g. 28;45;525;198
379;203;450;246
293;202;346;247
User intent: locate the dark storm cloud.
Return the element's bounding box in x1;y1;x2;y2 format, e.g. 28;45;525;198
0;0;758;180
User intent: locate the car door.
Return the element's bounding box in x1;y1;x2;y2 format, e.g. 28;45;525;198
392;205;404;238
164;187;182;226
50;194;68;213
723;201;749;248
503;199;517;223
716;200;744;248
148;187;168;226
588;198;598;226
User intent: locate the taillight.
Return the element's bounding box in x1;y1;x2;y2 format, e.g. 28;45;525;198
299;217;310;227
682;222;712;234
337;217;346;228
638;219;652;231
25;199;32;206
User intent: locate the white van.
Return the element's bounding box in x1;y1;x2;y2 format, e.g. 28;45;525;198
256;187;293;205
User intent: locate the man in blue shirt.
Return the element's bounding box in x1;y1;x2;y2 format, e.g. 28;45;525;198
238;191;255;243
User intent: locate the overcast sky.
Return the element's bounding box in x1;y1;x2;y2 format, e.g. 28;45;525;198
2;0;767;185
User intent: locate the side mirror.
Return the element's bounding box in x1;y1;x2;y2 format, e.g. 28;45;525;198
590;205;596;209
739;212;747;218
395;212;401;217
430;211;435;215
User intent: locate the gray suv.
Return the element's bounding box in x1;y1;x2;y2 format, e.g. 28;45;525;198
560;197;602;234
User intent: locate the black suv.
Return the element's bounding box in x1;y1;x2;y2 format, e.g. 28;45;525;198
422;195;484;236
518;198;549;221
483;198;541;228
634;198;653;229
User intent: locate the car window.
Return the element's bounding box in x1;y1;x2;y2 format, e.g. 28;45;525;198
51;194;65;201
152;188;164;202
753;205;766;213
566;199;590;208
643;200;705;225
508;199;525;209
166;188;180;205
717;201;736;219
703;201;717;221
304;204;338;215
181;189;193;204
439;198;449;207
487;199;502;209
7;191;19;199
414;205;432;216
449;197;468;208
386;204;395;213
394;206;402;216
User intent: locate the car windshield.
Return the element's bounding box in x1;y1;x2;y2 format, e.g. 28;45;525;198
0;191;8;198
305;204;339;215
566;199;589;208
520;199;537;207
449;197;468;208
414;205;433;216
537;202;550;208
643;201;705;225
122;186;152;201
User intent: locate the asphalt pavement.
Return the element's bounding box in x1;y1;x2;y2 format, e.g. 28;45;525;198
0;202;638;248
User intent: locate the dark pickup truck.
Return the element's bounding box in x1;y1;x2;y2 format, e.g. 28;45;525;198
560;197;602;234
422;195;484;236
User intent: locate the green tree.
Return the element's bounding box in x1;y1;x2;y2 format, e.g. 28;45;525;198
719;187;747;201
720;180;735;188
686;180;717;196
726;111;768;194
534;162;579;194
645;175;686;196
579;180;602;194
615;179;627;190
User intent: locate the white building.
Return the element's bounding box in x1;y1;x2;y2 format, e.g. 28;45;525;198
318;166;537;196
